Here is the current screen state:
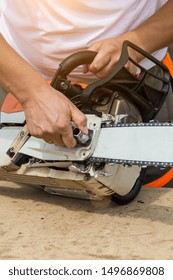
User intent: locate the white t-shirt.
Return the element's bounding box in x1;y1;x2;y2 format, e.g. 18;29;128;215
0;0;167;81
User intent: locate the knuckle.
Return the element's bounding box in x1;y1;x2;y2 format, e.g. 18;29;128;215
89;64;99;73
58;122;70;133
109;44;116;53
81;113;87;122
28;128;42;138
97;71;107;79
78;115;87;127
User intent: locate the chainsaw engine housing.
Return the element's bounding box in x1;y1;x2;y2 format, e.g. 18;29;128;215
0;41;172;204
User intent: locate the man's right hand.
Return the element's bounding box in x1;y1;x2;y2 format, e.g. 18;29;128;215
0;34;88;148
22;83;88;148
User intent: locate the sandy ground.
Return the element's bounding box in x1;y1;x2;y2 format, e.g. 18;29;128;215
0;181;173;260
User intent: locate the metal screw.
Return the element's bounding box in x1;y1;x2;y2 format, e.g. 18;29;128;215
60;81;68;90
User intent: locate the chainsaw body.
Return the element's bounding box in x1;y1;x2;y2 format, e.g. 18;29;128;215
0;41;172;204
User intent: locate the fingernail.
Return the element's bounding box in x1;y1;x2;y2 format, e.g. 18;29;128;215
82;126;88;134
83;69;88;74
83;65;88;74
69;139;76;148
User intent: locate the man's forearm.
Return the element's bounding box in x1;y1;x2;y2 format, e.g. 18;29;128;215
0;34;47;104
131;0;173;54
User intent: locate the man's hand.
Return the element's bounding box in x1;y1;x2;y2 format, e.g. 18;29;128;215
85;0;173;79
22;83;88;148
0;35;88;148
84;32;141;79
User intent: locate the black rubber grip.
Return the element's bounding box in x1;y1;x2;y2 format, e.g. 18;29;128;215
57;50;97;78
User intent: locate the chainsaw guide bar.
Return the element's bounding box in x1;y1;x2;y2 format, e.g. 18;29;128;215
91;121;173;168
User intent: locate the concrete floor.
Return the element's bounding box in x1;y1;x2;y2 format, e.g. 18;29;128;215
0;180;173;260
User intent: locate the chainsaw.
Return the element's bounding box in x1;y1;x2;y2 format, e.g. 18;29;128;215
0;41;173;204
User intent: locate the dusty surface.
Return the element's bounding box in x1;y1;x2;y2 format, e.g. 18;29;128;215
0;180;173;260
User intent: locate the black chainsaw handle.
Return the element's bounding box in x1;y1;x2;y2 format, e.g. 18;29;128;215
51;50;97;90
58;50;97;78
81;40;171;111
51;41;171;119
52;40;170;89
